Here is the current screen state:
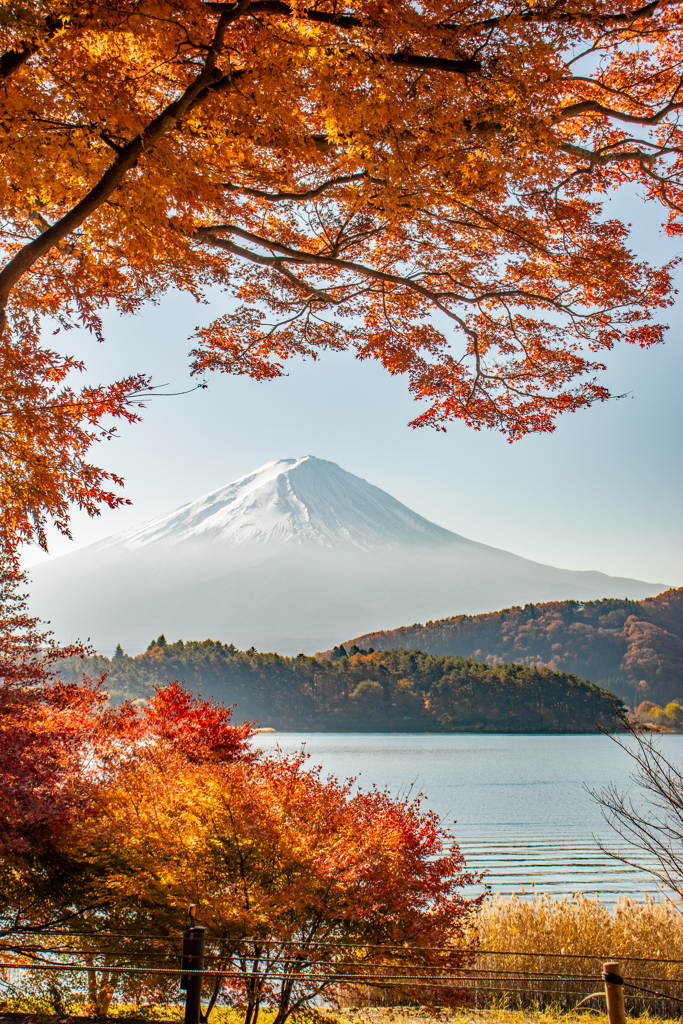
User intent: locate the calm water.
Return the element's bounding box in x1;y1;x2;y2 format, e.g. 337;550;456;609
252;732;683;902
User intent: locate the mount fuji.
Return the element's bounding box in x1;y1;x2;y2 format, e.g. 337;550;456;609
27;456;665;655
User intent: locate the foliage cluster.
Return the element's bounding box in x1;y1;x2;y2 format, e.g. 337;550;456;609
633;701;683;732
1;0;683;547
57;642;623;732
342;589;683;707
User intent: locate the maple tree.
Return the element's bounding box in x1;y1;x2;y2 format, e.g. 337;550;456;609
0;552;110;938
0;548;253;938
0;0;681;548
73;748;480;1020
0;555;95;858
0;330;154;552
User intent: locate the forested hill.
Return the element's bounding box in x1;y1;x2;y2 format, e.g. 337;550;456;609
338;588;683;707
57;642;622;733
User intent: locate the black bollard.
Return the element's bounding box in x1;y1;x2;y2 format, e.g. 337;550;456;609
180;925;206;1024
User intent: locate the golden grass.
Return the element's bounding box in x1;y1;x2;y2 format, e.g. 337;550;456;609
457;893;683;1013
341;895;683;1014
472;892;683;961
334;1009;678;1024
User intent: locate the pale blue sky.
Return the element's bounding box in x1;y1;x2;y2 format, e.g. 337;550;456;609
23;187;683;588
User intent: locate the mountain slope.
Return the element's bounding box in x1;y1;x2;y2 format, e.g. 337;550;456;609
340;588;683;705
27;456;666;656
103;457;456;550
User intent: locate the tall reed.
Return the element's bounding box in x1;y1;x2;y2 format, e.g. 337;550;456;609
463;893;683;1013
339;895;683;1015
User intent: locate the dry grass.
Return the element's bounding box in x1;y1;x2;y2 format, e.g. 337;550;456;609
334;1009;677;1024
342;895;683;1015
472;893;683;961
459;893;683;1013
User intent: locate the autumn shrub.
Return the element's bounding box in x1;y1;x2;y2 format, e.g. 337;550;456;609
634;702;683;732
67;748;480;1023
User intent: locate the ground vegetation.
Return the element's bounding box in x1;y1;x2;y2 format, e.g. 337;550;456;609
456;892;683;1013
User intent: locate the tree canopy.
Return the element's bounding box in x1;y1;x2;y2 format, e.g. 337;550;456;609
1;0;682;547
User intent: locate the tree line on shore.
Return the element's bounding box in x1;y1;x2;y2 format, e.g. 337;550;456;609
57;638;623;733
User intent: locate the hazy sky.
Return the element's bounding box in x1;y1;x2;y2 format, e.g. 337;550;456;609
23;187;683;588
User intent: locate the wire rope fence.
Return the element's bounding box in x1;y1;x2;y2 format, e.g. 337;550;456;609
2;926;683;1020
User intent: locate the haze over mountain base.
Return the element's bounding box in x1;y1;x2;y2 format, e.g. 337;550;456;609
27;457;665;656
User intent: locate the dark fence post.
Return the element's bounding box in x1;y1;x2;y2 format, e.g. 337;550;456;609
181;924;206;1024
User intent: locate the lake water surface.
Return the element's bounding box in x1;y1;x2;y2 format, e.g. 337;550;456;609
253;732;683;902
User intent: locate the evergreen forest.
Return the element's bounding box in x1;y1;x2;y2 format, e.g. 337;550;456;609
57;641;623;733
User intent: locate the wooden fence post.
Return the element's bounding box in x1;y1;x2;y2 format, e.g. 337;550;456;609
181;925;206;1024
603;961;626;1024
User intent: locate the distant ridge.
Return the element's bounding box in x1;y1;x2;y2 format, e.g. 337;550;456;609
28;456;666;656
338;588;683;706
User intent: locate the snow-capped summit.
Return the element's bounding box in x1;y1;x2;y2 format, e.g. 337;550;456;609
28;457;666;656
104;456;456;551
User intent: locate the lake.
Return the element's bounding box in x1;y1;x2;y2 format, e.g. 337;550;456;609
252;732;683;903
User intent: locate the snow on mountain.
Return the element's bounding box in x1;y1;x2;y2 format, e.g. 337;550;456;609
103;456;456;551
27;456;667;656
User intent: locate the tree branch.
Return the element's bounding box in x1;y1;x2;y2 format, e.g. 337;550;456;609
211;1;481;73
213;0;661;34
0;12;64;81
195;224;475;331
439;0;660;32
383;52;481;74
201;232;339;300
0;2;252;328
556;96;683;126
213;0;364;27
557;141;663;165
220;172;379;201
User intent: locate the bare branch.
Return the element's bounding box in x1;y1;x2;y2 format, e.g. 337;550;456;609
592;713;683;898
